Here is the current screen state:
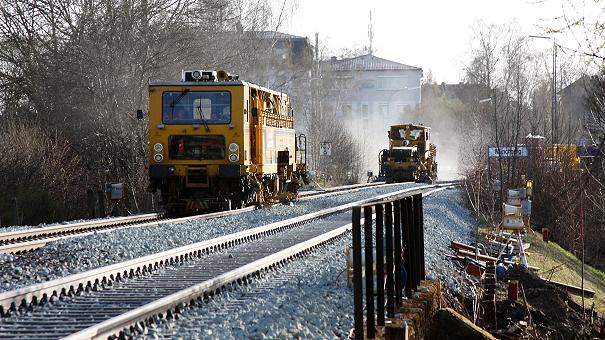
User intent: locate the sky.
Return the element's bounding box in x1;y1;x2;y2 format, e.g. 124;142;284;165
276;0;601;83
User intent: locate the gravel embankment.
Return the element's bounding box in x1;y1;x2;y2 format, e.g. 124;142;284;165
140;187;476;339
423;187;476;293
0;184;420;292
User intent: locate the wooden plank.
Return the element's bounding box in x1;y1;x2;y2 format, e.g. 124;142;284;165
453;249;540;271
540;278;596;298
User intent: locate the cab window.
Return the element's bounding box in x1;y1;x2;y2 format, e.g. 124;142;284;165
162;91;231;124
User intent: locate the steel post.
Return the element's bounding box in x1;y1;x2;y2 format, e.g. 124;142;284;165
415;194;426;280
393;200;403;305
375;204;385;326
352;207;363;339
402;197;413;297
385;202;395;318
408;196;418;290
363;206;375;338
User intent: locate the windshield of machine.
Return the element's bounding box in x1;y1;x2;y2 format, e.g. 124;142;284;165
168;135;225;160
390;127;406;140
162;91;231;124
409;128;424;141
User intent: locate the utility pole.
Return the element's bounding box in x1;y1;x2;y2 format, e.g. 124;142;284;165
580;191;585;317
11;197;19;226
368;10;374;54
314;33;322;121
552;40;557;144
312;32;320;174
528;35;557;145
492;89;504;206
315;33;319;76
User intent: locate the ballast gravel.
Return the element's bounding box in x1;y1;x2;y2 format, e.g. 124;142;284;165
0;183;421;292
139;187;476;339
423;187;477;293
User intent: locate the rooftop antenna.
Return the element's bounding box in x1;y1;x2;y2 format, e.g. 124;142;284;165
368;10;374;55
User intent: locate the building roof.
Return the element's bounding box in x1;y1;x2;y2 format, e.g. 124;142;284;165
326;54;422;72
248;31;308;41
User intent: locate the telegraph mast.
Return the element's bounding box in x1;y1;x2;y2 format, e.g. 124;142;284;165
368;10;374;54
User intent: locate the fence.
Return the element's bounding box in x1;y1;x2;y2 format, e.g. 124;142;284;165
351;190;425;339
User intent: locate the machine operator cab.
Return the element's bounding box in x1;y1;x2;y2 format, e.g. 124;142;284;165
389;124;429;142
380;123;437;183
139;69;305;213
388;124;431;155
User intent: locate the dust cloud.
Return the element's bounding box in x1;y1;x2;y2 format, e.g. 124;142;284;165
349;93;463;182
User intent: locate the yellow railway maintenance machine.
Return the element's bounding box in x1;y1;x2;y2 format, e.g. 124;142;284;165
379;123;437;183
141;70;308;214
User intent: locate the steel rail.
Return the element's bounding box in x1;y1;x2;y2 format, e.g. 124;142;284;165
297;181;386;196
298;182;403;201
0;213;160;244
63;184;454;340
0;182;397;255
0;184;440;315
64;218;358;340
0;207;255;254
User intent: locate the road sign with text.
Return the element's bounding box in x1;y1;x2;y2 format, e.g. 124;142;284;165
488;146;528;158
319;142;332;156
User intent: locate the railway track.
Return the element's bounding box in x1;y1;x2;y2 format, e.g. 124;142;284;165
0;182;395;255
0;184;454;339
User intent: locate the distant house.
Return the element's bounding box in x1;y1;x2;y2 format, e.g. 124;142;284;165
252;31;314;68
243;31;314;91
560;76;593;142
320;54;423;131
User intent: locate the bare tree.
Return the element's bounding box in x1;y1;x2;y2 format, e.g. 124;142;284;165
0;0;286;224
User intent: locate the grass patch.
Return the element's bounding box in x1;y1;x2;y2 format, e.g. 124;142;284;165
545;240;605;284
473;225;605;314
525;231;605;315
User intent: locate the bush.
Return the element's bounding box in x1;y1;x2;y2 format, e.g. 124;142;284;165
0;122;86;226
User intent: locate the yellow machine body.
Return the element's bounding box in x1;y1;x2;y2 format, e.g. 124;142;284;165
147;70;307;213
379;124;437;183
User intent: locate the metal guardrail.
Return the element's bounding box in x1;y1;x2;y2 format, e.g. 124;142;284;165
351;190;426;339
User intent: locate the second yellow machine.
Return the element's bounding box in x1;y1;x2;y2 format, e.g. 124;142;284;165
378;123;437;183
142;70;308;214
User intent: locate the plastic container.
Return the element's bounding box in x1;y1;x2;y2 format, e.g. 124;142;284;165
508;280;518;301
542;228;550;242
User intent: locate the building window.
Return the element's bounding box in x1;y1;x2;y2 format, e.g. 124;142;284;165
361;104;369;125
378;104;389;118
359;80;375;89
397;104;405;115
328;76;353;90
361;104;369;117
342;103;353;119
377;76;409;90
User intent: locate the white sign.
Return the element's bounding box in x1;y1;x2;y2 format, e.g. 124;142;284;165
319;142;332;156
488;146;528;158
110;183;124;200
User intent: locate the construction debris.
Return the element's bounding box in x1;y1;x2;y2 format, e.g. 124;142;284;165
539;277;596;298
445;177;604;338
428;308;497;340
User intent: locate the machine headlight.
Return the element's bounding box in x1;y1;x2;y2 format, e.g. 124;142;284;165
192;70;201;80
153;143;163;152
229;143;239;152
229;154;239;162
154;154;163;162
